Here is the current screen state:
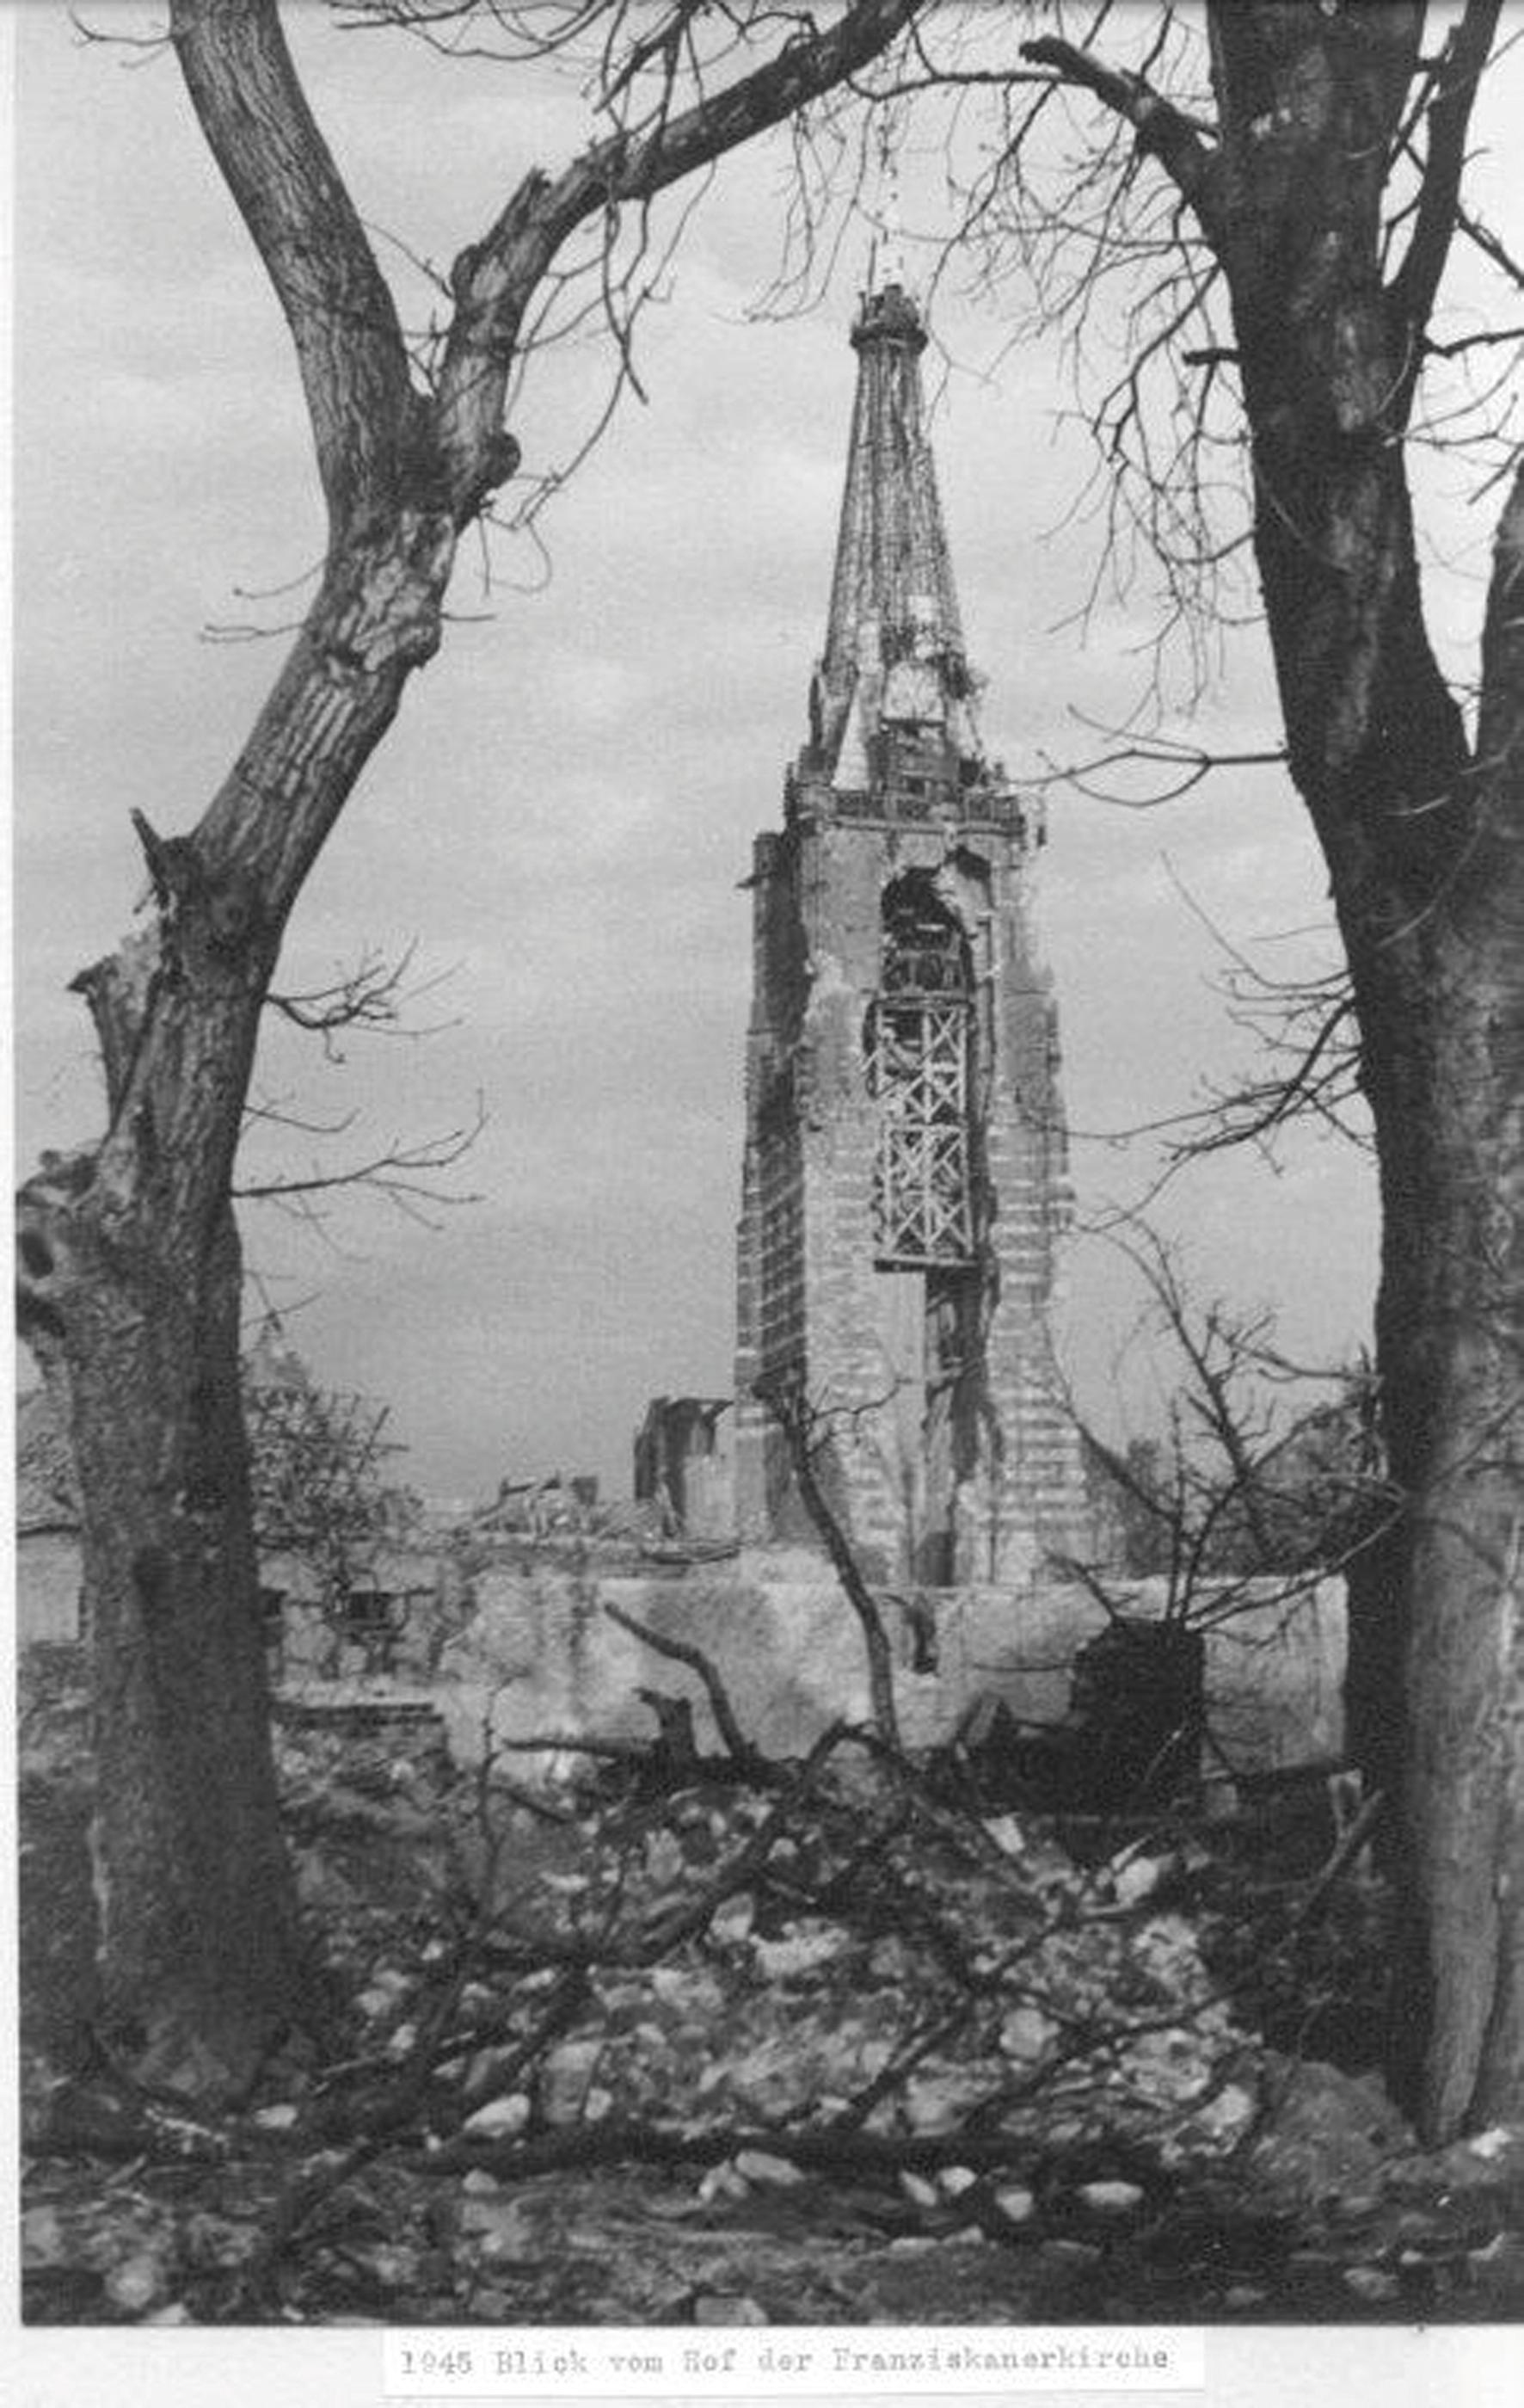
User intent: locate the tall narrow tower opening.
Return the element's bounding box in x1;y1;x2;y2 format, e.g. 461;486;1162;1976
870;873;976;1271
734;267;1086;1587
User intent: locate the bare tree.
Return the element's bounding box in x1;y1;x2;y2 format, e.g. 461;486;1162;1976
1075;1223;1386;1598
1054;1223;1388;1809
13;0;922;2097
874;0;1524;2137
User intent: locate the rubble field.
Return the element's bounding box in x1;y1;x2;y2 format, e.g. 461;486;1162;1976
19;1700;1524;2326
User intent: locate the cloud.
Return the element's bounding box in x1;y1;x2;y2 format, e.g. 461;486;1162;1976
13;7;1403;1500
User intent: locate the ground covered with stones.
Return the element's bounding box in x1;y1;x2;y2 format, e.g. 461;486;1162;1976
19;1706;1524;2327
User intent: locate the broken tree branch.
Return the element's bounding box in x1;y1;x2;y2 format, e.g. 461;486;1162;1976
754;1369;902;1748
601;1598;761;1771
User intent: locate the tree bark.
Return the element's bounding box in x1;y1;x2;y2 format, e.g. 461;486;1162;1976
17;530;449;2091
1354;471;1524;2136
1202;0;1523;2136
1024;0;1524;2134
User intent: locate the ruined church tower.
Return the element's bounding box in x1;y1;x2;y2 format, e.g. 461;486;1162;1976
734;269;1087;1586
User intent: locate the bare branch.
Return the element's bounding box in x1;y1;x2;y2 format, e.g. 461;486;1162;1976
1069;1218;1390;1625
600;1598;760;1771
1017;31;1221;236
433;0;925;516
234;1094;487;1221
169;0;421;535
1455;199;1524;295
267;939;461;1057
1387;0;1503;364
1029;724;1286;808
753;1368;902;1747
1423;322;1524;361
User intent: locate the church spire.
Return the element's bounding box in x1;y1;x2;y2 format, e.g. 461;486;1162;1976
811;259;976;789
736;228;1081;1586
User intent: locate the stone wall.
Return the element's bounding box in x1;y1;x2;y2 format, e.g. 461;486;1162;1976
631;1397;736;1538
421;1556;1346;1778
21;1507;1345;1783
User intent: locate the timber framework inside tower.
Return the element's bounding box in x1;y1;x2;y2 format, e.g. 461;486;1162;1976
870;873;976;1270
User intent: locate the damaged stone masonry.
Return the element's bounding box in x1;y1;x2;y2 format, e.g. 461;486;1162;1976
734;267;1086;1586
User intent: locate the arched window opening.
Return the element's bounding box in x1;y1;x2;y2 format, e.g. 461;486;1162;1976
869;878;975;1267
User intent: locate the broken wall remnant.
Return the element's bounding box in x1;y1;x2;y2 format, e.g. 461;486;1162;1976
734;269;1085;1586
477;1471;601;1540
632;1396;735;1538
261;1542;458;1684
418;1560;1347;1783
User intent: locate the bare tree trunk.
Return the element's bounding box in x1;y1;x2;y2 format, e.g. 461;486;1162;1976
51;1214;311;2086
17;536;446;2091
1346;472;1524;2134
1335;913;1524;2132
1205;2;1524;2136
1383;1074;1524;2134
1002;0;1521;2137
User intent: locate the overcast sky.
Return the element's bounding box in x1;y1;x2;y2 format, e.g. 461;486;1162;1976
18;3;1514;1506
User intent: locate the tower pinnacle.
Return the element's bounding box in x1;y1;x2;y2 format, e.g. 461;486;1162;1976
866;119;909;299
813;266;975;788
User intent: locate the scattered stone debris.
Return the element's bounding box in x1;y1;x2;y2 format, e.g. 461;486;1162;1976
19;1709;1524;2327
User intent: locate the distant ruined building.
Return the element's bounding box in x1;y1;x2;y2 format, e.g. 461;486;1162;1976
733;266;1087;1586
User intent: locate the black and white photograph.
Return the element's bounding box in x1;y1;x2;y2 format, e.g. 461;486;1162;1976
9;0;1524;2386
